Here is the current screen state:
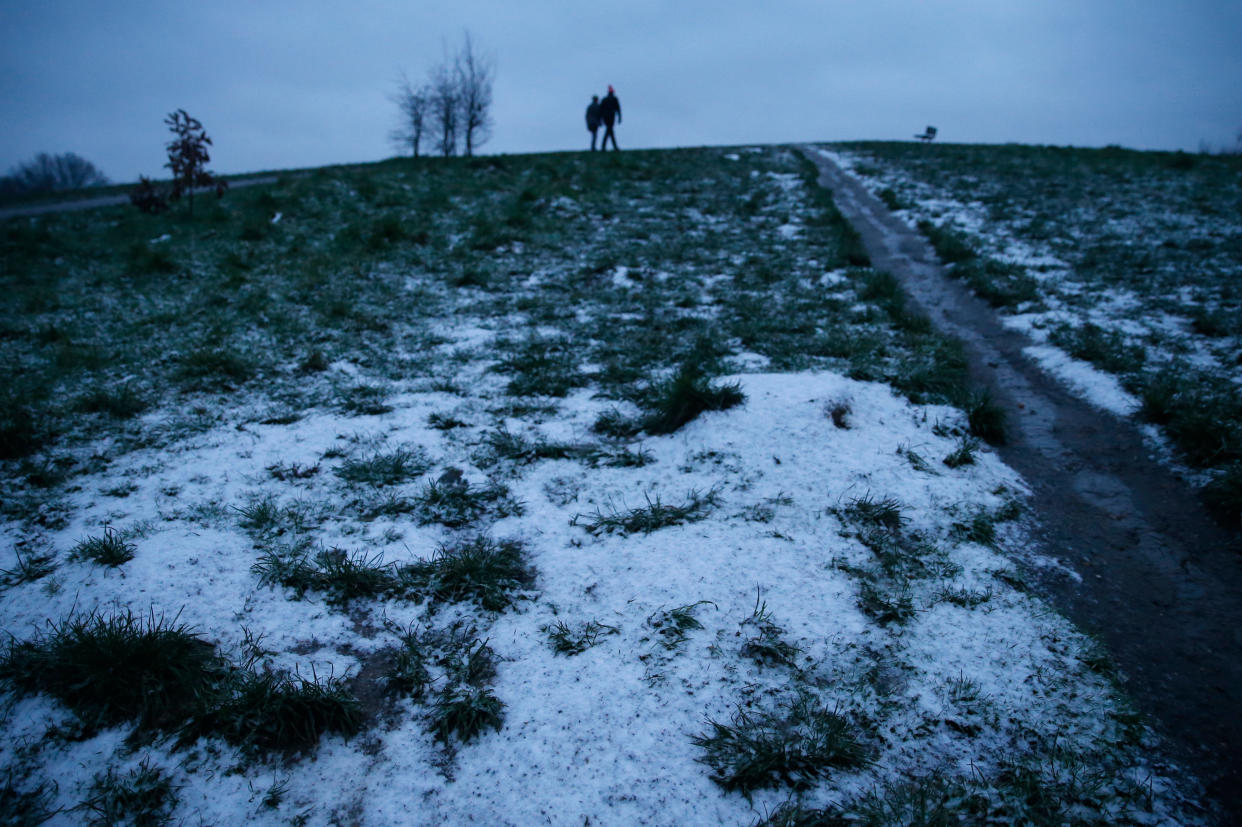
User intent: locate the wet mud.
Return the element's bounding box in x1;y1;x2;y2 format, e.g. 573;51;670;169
802;147;1242;823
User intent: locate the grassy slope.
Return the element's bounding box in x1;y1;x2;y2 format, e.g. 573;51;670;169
837;141;1242;525
0;146;1204;824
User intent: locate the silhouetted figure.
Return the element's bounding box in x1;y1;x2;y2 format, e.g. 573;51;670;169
599;86;621;151
586;95;602;151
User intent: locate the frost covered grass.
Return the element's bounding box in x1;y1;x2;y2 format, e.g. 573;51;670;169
0;146;1207;823
832;141;1242;528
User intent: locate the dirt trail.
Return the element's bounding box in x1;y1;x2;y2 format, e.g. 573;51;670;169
802;146;1242;824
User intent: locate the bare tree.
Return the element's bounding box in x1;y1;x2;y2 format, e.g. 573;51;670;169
1;152;109;194
428;58;460;158
455;32;495;157
164;109;225;216
390;73;430;158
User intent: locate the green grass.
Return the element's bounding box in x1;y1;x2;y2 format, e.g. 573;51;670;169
693;694;866;798
640;359;746;435
335;446;431;486
430;684;504;744
646;601;715;651
571;488;720;535
396;536;534;611
844;140;1242;521
82;759;179;826
0;610;227;730
182;668;362;756
69;526;136;567
738;592;801;668
1;548;57;586
543;620;620;656
412;477;524;528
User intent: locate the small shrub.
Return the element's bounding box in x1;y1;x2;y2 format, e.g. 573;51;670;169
69;527;136;567
693;695;865;797
543;620;620;656
83;759;178;826
129;176;169;214
642;361;745;435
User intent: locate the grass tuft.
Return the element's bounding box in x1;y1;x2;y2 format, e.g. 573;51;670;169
739;591;801;668
693;695;866;797
0;609;226;730
69;526;136;567
397;536;534;611
543;620;620;656
641;361;745;435
1;549;58;587
943;436;979;468
647;601;715;651
842;493;905;531
335;446;431;486
184;668;362;756
1203;463;1242;529
572;488;720;535
412;477;524;528
430;684;504;744
82;759;178;826
964;389;1007;445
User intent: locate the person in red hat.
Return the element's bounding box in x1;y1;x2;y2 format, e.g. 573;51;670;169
599;85;622;151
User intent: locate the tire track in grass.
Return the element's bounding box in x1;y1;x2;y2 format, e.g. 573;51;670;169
801;144;1242;822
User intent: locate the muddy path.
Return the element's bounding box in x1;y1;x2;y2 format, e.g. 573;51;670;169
801;146;1242;823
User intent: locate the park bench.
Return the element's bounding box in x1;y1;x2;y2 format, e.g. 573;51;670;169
914;126;937;142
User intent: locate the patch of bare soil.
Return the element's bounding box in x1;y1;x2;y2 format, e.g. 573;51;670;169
802;146;1242;825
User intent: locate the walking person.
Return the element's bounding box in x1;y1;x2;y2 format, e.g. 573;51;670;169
585;95;602;151
599;85;621;151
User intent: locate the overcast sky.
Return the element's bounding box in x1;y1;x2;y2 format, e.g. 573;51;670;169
2;1;1240;182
